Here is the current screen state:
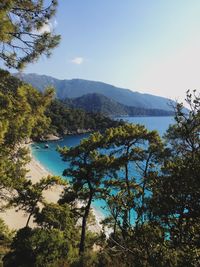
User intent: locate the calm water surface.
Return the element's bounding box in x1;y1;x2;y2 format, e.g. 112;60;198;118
31;116;174;213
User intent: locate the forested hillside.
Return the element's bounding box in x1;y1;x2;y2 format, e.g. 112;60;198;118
0;69;122;140
15;73;175;111
64;93;174;116
47;98;122;136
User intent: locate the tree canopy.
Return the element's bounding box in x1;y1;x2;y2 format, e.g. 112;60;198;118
0;69;55;207
0;0;60;69
0;2;199;264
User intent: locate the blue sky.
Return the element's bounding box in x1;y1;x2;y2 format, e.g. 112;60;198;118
18;1;200;102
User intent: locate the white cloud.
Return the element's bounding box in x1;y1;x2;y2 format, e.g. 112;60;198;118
71;57;84;65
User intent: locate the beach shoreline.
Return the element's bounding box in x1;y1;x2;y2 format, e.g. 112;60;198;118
0;145;103;233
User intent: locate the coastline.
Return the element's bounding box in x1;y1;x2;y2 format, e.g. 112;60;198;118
0;145;103;233
0;151;63;230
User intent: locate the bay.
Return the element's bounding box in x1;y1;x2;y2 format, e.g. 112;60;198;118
117;116;174;136
31;116;174;215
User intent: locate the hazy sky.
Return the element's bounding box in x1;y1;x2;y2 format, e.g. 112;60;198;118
17;1;200;102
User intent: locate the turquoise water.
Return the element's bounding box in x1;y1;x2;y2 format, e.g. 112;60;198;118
117;116;174;136
31;116;174;215
31;134;89;177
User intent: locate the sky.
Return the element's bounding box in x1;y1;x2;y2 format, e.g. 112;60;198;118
12;1;200;103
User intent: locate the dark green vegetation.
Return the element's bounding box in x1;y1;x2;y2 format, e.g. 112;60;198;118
46;98;123;136
0;69;122;139
64;93;174;116
0;68;63;202
0;2;199;266
1;77;200;266
15;73;175;111
0;0;60;69
0;68;65;265
57;91;200;266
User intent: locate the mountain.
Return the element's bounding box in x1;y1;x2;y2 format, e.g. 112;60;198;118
64;93;174;116
14;73;174;111
64;93;127;115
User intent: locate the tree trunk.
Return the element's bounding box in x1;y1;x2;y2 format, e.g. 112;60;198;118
79;193;93;255
26;212;32;227
125;163;131;226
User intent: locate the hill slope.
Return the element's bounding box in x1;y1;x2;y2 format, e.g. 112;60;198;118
64;93;174;116
15;73;174;111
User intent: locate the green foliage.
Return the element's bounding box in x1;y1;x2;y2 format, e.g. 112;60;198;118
0;145;30;206
57;92;200;266
0;0;60;69
0;70;54;206
148;90;200;266
151;90;200;224
64;93;174;117
101;124;163;233
46;99;122;136
1;88;200;267
36;203;74;230
11;176;65;227
0;219;13;244
0;219;14;267
0;69;54;146
3;227;68;267
3;202;80;267
59;132;115;255
36;203;80;265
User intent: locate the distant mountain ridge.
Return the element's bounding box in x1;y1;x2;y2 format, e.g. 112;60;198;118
14;73;174;112
64;93;174;116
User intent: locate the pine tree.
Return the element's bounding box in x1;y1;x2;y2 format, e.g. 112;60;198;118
0;0;60;69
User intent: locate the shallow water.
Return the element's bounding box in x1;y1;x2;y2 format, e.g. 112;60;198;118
31;116;174;215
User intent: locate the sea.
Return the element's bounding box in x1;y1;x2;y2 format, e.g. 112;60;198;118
31;116;174;215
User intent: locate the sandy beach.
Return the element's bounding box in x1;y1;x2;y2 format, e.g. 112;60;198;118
0;148;103;233
0;155;63;230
